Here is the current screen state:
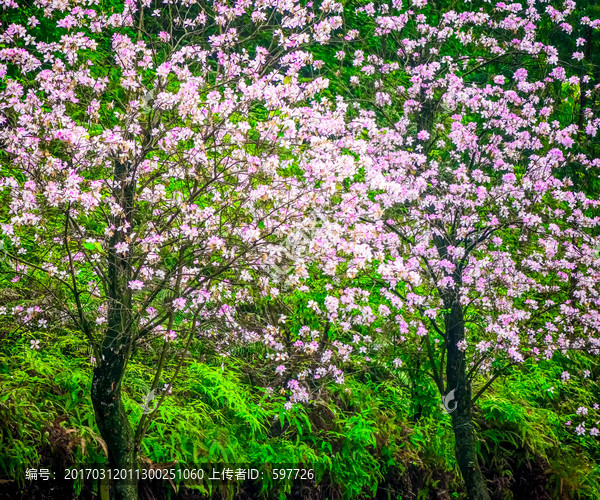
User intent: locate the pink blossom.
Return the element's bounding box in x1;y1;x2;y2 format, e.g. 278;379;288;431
164;330;177;342
128;280;144;290
172;298;186;311
114;242;129;255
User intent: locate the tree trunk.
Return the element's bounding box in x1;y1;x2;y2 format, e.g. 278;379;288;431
92;347;138;500
445;301;490;500
91;160;137;500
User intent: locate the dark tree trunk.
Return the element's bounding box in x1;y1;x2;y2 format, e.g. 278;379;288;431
417;97;435;135
445;301;490;500
92;347;137;500
91;161;137;500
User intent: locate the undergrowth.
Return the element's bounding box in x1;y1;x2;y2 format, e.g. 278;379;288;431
0;331;599;499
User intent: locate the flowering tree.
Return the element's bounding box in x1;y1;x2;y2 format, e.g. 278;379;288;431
285;0;600;498
0;0;359;497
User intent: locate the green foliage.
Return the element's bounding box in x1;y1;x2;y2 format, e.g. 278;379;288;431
478;357;600;499
2;328;599;498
